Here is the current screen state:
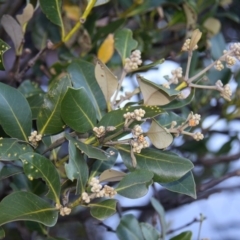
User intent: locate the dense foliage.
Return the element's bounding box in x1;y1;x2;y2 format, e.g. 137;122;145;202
0;0;239;239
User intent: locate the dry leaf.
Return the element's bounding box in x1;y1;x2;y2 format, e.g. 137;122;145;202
99;169;126;182
95;59;118;103
97;34;114;64
1;15;24;55
147;120;173;149
189;29;202;51
63;4;81;21
16;3;34;32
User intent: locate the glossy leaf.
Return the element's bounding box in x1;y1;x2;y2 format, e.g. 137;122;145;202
137;75;176;106
27;93;45;119
140;223;160;240
37;75;71;135
18;80;44;98
0;39;10;71
65;140;88;194
65;133;108;160
67;59;106;120
1;15;23;54
161;171;196;198
147;120;173;149
20;153;61;204
97;34;115;63
118;146;194;183
114;29;138;63
132;58;165;73
90;148;118;178
151;198;166;239
170;231;192;240
89;199;117;221
40;0;64;37
61;87;96;133
95;59;118;103
116;169;153;198
0;191;58;227
16;3;34;32
0;138;33;161
116;214;145;240
99;169;126;182
157;111;185;128
0;82;32;141
0;166;22;180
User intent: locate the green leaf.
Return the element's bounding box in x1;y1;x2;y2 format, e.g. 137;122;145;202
0;227;4;239
67;59;106;120
0;39;10;71
99;169;126;182
170;231;192;240
0;138;33;161
65;133;108;160
39;0;65;38
65;139;88;195
132;58;165;73
0;191;58;227
61;87;96;133
151;198;166;239
0;165;22;180
90;148;118;178
114;29;138;63
161;171;196;198
27;93;45;119
37;74;71;135
116;169;153;198
117;146;194;183
18;80;43;98
147;120;173;149
0;82;32;141
140;223;160;240
116;214;145;240
89;199;117;221
93;0;110;7
157;111;185;128
20;153;61;204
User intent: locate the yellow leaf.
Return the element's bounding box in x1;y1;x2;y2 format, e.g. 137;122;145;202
97;34;114;64
203;17;221;36
63;4;81;21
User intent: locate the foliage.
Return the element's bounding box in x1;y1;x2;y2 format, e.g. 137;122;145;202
0;0;239;239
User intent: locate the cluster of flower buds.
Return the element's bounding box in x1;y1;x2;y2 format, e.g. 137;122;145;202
182;38;198;52
214;60;224;71
55;203;71;217
28;131;42;147
163;67;183;88
181;29;202;52
93;126;116;138
193;132;204;141
124;50;142;72
123;108;146;121
132;124;143;137
215;80;232;101
188;112;201;127
229;42;240;60
81;177;117;204
131;134;149;153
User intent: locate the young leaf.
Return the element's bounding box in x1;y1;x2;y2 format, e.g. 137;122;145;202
147;120;173;149
37;74;71;135
170;231;192;240
0;39;10;71
39;0;65;38
1;15;23;55
65;133;108;160
114;29;138;63
16;3;34;32
65;139;88;195
97;34;115;63
116;169;153;198
151;198;166;239
117;146;194;183
99;169;126;182
0;166;22;180
0;138;33;161
137;75;176;106
161;171;196;199
140;223;160;240
20;153;61;204
89;199;117;221
61;87;96;133
67;59;107;120
116;214;145;240
95;59;118;103
0;191;58;227
0;82;32;141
